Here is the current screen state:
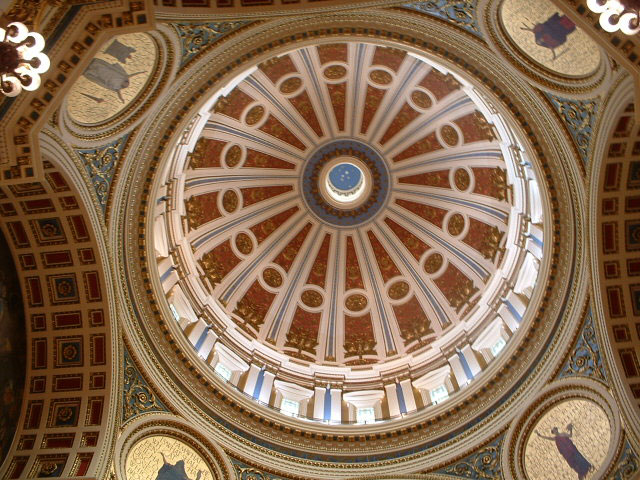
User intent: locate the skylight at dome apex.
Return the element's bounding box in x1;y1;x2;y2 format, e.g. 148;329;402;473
151;40;547;422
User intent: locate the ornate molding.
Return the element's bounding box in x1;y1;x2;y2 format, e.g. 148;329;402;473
123;347;170;422
433;435;504;479
172;21;254;68
76;133;130;213
557;308;608;382
231;458;289;480
611;438;640;480
402;0;481;38
546;93;599;167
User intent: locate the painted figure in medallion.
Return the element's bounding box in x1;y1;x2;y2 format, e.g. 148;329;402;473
535;424;594;479
155;453;203;480
521;13;577;60
83;59;145;103
81;39;145;103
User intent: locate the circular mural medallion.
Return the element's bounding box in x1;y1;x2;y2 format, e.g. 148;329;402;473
66;33;157;125
500;0;601;77
411;90;432;109
345;293;368;311
524;399;611;479
424;253;444;274
125;435;213;480
454;168;470;190
388;281;410;300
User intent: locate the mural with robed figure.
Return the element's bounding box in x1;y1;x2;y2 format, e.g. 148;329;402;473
125;435;213;480
66;32;157;125
500;0;601;77
524;399;610;479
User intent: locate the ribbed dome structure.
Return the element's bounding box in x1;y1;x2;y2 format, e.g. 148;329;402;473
157;40;543;404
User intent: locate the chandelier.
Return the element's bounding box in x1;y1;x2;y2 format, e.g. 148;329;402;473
0;22;50;97
587;0;640;35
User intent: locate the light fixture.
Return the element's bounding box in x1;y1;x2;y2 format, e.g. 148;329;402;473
587;0;640;35
0;22;50;97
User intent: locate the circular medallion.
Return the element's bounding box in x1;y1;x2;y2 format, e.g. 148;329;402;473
263;268;283;288
222;190;238;213
411;90;432;109
245;105;265;125
125;436;214;480
500;0;601;77
280;77;302;94
524;399;610;480
66;32;158;125
234;233;253;255
225;145;242;168
454;168;471;190
440;125;459;146
301;290;323;307
447;213;465;236
388;281;410;300
369;69;392;85
345;294;368;311
324;65;347;80
424;252;444;274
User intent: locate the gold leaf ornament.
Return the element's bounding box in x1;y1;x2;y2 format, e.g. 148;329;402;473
301;289;323;307
345;294;368;311
235;233;253;255
263;268;283;288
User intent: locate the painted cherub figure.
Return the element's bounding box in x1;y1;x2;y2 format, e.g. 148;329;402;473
535;424;594;479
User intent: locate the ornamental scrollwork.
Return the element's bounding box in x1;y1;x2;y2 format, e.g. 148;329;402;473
172;22;251;67
558;309;607;381
123;348;169;421
437;436;503;479
612;439;640;480
232;459;286;480
403;0;481;37
546;94;599;167
77;134;129;212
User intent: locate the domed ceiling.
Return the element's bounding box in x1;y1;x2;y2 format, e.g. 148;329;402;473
161;41;539;387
